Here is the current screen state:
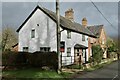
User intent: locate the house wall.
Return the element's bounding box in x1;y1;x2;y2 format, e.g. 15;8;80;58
99;28;107;48
61;29;89;65
19;9;57;52
88;28;107;59
18;8;89;66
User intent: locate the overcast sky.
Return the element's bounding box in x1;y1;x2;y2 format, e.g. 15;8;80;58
2;2;118;39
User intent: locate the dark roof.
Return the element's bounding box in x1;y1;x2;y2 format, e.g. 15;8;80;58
16;5;96;38
87;25;103;37
74;44;88;49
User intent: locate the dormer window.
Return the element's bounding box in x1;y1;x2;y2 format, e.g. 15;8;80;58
31;29;35;38
67;30;71;39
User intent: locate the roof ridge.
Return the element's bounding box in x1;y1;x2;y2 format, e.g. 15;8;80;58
17;5;96;38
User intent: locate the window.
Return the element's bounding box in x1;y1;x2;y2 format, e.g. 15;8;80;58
40;47;50;52
23;47;28;52
76;49;79;56
60;41;65;52
67;47;71;57
37;24;39;26
31;29;35;38
82;49;85;58
67;30;71;39
82;34;85;41
102;38;105;44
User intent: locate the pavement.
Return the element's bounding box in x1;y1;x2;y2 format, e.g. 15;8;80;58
71;60;119;79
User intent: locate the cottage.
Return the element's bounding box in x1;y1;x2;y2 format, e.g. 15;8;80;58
16;5;96;66
86;22;107;58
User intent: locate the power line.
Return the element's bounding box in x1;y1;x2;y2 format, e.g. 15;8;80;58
90;0;117;30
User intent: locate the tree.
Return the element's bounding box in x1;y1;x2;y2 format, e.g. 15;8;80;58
106;38;118;58
2;27;18;51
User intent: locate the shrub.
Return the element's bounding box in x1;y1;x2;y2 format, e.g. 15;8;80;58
92;45;103;65
2;51;58;70
27;52;58;69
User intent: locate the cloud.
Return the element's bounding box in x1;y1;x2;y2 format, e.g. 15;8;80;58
2;2;118;38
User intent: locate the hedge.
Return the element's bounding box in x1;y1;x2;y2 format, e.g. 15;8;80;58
2;51;58;70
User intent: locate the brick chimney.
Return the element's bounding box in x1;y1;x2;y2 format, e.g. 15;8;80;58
65;8;74;22
82;17;87;27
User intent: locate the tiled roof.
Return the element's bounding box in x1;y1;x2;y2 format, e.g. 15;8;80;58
87;25;103;37
17;5;96;38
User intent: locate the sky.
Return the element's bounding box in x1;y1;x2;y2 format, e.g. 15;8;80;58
1;1;119;39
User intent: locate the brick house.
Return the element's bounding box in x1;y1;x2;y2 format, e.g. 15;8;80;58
81;18;107;59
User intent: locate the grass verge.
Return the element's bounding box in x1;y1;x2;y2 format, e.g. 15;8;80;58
2;68;71;79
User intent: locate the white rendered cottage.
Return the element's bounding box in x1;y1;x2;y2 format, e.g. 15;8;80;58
16;5;96;66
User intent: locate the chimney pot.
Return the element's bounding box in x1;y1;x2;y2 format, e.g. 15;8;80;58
65;8;74;22
82;17;87;27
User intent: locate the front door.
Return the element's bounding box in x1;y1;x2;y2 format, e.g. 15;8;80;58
74;49;82;64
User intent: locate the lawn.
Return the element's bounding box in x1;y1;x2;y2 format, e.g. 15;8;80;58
2;68;71;79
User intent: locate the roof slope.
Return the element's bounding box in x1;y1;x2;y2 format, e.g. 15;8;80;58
17;5;96;38
87;25;103;37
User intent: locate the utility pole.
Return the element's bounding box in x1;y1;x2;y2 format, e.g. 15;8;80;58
56;0;61;73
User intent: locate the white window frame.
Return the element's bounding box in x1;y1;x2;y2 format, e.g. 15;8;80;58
23;47;28;52
67;47;71;57
67;30;71;39
31;29;35;38
40;47;50;52
82;34;85;41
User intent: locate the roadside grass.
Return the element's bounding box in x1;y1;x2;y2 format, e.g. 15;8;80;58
2;68;71;78
84;59;115;72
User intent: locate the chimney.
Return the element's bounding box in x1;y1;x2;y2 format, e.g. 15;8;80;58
82;17;87;27
65;8;74;22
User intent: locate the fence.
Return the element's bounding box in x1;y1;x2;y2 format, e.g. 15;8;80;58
61;56;74;66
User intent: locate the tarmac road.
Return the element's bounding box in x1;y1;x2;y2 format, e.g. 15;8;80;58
72;60;119;80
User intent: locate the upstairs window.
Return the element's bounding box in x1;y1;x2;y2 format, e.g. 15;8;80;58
102;38;105;44
76;49;80;56
23;47;28;52
31;29;35;38
40;47;50;52
82;34;85;41
67;30;71;39
67;47;71;57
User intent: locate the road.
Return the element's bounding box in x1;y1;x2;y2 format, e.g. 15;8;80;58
71;60;119;79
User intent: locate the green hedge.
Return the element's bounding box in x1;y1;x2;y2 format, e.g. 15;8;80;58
91;45;103;65
2;51;58;70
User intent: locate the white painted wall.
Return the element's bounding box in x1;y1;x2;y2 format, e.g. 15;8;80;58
18;8;89;66
19;9;57;53
61;29;89;65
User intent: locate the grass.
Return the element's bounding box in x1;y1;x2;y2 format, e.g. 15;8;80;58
2;68;71;79
84;59;114;72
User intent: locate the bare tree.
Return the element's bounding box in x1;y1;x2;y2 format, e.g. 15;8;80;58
2;26;18;51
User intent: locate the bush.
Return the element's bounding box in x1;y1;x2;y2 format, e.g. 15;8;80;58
27;52;58;69
2;51;58;70
91;45;103;65
2;51;28;67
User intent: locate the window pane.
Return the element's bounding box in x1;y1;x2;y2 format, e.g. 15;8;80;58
67;47;71;57
40;47;51;52
67;30;71;39
31;29;35;38
82;34;85;41
23;47;28;52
